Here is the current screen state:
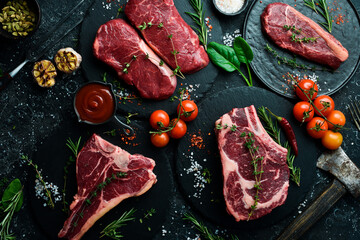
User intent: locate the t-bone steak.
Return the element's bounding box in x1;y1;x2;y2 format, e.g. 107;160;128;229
215;105;289;221
58;134;157;240
261;2;348;69
125;0;209;74
93;18;176;100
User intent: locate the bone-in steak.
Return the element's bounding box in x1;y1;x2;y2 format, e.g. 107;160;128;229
125;0;209;74
215;106;289;221
58;134;157;240
93;18;176;100
261;3;348;69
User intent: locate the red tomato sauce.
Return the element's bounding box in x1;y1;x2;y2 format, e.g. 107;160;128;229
75;83;114;124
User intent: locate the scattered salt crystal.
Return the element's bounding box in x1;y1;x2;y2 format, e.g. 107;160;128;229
223;30;242;46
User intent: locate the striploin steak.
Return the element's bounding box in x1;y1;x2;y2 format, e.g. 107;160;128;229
261;2;348;69
125;0;209;74
215;106;289;221
93;18;176;100
58;134;157;240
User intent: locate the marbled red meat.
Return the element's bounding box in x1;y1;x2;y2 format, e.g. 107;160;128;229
93;18;176;100
58;134;157;240
261;2;348;69
125;0;209;74
215;105;289;221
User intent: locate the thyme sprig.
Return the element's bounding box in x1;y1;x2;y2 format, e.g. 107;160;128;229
303;0;332;33
138;22;185;79
100;208;136;239
62;137;82;214
186;0;208;50
125;112;139;125
240;132;264;220
257;107;301;186
21;155;55;209
265;44;329;71
139;208;156;223
149;89;191;135
0;187;23;240
71;172;128;230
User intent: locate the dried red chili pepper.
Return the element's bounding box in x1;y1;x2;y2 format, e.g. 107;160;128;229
266;108;298;156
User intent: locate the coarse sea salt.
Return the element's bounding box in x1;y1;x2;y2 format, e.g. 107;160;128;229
215;0;245;14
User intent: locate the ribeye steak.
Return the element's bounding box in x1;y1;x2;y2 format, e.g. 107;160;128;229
215;105;289;221
125;0;209;74
93;18;176;100
58;134;157;240
261;2;348;69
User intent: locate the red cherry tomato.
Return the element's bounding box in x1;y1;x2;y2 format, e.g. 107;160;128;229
150;133;170;148
293;101;314;122
149;110;170;129
295;79;318;101
169;119;187;139
322;130;343;150
177;100;198;122
313;95;335;117
326;110;346;130
306;117;328;139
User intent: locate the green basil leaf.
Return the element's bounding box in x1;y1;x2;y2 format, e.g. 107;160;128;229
207;42;240;72
2;178;23;212
233;37;253;64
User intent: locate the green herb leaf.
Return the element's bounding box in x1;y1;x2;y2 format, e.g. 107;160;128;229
207;42;240;72
1;179;23;212
233;36;253;64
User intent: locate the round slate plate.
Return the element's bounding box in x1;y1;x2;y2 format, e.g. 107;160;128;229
28;119;173;240
175;87;321;230
79;0;222;117
244;0;360;98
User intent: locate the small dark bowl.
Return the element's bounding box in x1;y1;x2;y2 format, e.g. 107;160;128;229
0;0;41;40
213;0;248;16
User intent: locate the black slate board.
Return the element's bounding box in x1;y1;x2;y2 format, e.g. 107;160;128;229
28;119;173;240
79;0;222;117
175;86;321;231
244;0;360;98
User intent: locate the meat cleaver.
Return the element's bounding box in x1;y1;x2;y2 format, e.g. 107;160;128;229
277;147;360;240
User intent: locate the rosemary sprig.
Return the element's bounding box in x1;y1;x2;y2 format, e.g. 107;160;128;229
62;137;81;214
303;0;332;33
240;132;264;220
257;107;301;186
303;0;318;13
21;155;55;208
183;212;225;240
0;186;23;240
100;208;136;239
264;44;329;71
317;0;333;33
186;0;208;50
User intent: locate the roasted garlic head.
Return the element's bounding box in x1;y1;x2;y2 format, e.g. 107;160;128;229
54;47;82;74
32;60;57;87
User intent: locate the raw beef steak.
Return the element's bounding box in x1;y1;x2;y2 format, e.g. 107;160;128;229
125;0;209;74
261;2;348;69
58;134;157;240
215;105;289;221
93;18;176;100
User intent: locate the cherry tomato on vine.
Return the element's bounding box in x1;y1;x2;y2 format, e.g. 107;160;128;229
295;79;318;101
150;133;170;148
326;110;346;130
177;100;198;122
313;95;335;117
293;101;314;122
169;119;187;139
321;130;343;150
306;117;328;139
149;110;170;129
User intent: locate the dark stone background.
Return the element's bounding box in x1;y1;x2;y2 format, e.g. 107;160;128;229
0;0;359;239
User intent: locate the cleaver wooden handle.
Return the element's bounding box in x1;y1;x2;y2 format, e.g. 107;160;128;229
277;179;347;240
